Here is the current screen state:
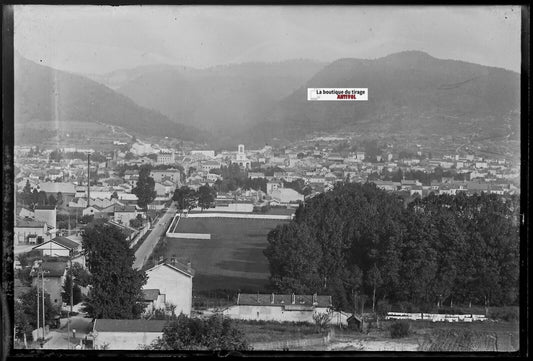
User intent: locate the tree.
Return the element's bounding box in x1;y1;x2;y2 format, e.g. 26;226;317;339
172;186;198;213
37;191;48;206
197;184;216;211
145;314;250;351
81;221;147;319
366;264;383;313
15;287;57;340
132;165;156;210
21;180;32;206
61;273;83;305
56;192;64;208
48;194;57;207
130;214;144;229
110;191;119;201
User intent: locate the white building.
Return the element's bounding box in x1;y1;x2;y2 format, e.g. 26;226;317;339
143;262;194;316
233;144;251;168
222;293;332;324
157;151;175;165
92;319;166;350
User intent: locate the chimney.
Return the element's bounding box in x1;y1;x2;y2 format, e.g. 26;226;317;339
313;293;317;305
186;261;192;273
271;293;275;304
291;293;295;304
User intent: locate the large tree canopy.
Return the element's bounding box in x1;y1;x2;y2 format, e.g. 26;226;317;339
132;164;156;210
81;221;147;318
264;183;520;312
145;314;250;351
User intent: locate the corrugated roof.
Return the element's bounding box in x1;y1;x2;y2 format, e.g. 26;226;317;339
52;236;80;249
34;205;56;210
94;319;167;333
35;261;67;277
142;289;160;301
238;293;331;308
114;205;137;213
15;217;46;228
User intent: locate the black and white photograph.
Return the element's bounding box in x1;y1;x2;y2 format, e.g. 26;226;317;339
4;4;525;355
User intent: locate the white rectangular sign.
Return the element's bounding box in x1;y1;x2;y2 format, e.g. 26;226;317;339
308;88;368;101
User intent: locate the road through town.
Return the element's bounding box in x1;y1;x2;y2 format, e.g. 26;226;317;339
133;203;177;270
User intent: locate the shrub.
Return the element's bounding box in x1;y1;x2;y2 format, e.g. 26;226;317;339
489;307;519;322
390;320;410;338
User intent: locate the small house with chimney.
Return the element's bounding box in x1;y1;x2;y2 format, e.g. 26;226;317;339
143;260;194;316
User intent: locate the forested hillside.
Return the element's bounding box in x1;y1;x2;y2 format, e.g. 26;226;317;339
264;183;520;312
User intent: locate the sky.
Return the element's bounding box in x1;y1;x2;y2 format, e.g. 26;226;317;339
13;5;522;75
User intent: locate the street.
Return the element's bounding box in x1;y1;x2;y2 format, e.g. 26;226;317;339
132;203;177;270
42;315;93;350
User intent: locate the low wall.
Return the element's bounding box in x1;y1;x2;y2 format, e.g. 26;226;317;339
385;312;487;322
166;232;211;239
187;213;293;220
129;224;150;248
251;332;330;351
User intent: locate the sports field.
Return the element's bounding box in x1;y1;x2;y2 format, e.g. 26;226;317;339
163;217;290;291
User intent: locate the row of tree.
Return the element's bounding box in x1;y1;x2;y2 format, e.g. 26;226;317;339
264;182;520;313
172;185;216;212
19;180;64;209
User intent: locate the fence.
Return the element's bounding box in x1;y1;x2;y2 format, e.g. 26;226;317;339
129;223;151;249
385;312;487;322
251;331;331;350
187;213;293;220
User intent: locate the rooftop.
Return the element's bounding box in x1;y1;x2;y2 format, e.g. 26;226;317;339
237;293;331;308
94;319;167;333
15;217;46;228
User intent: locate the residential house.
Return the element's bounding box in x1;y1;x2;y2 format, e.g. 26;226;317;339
143;262;194;316
14;217;52;245
32;236;81;258
114;205;138;225
68;198;88;209
221;293;332;324
150;169;181;184
92;319;167;350
83;205;103;217
248;172;265;180
31;261;67;307
266;180;283;195
142;289;167;315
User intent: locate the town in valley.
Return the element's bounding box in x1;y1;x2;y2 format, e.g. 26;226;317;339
9;5;522;354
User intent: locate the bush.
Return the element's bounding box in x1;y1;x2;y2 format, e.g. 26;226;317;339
489;307;519;322
390;321;410;338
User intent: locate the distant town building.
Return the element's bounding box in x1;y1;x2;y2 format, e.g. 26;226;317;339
157;151;175;165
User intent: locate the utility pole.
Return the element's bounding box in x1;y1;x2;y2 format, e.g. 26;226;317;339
36;278;40;335
67;253;73;349
87;152;91;207
41;268;46;341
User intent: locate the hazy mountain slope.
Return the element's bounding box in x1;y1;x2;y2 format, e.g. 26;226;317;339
15;55;205;141
109;60;327;132
245;51;520;144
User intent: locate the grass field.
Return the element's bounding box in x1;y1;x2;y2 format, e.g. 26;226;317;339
163;217;290;291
